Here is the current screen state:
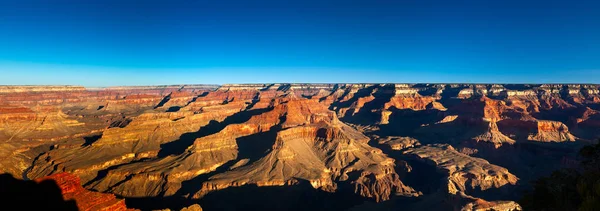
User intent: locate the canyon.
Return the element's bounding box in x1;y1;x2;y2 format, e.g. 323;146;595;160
1;83;599;211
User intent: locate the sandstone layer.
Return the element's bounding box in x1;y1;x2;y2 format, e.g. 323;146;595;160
1;83;599;210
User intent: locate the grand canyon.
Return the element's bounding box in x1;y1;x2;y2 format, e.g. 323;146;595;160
1;83;599;211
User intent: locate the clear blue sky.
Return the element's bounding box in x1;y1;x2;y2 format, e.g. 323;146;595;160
0;0;599;86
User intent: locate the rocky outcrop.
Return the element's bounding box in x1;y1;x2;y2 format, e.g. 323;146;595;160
194;95;418;201
377;136;421;150
404;144;518;194
461;197;522;211
35;172;137;211
200;122;420;201
471;119;516;148
1;84;599;210
528;120;577;142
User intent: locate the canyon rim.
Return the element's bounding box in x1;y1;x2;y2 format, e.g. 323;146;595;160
1;83;599;210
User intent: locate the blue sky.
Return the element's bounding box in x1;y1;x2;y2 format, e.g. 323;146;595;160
0;0;599;86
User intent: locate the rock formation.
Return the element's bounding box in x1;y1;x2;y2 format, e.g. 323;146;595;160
1;83;599;210
33;172;137;211
404;144;518;194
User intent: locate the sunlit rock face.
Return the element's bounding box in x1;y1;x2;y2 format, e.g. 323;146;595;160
404;144;518;194
1;83;599;210
33;172;139;211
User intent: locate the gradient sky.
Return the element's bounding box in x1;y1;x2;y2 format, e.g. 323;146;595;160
0;0;599;86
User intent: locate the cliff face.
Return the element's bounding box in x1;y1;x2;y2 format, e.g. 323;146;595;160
1;83;599;210
38;173;136;211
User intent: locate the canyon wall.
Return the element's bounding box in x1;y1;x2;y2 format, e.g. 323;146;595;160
1;83;599;211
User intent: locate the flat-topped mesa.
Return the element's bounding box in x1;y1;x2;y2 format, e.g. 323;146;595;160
0;85;86;93
528;120;577;142
404;144;518;195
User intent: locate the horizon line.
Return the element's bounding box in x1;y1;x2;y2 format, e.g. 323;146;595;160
3;82;600;88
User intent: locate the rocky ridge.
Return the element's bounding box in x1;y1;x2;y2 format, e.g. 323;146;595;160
1;83;599;210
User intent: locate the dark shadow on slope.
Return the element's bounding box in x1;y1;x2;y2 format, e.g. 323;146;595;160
83;158;152;188
343;84;395;125
166;106;181;112
109;116;132;128
259;84;274;91
244;92;261;110
467;141;585;201
235;115;285;163
329;85;377;112
401;158;445;195
319;84;346;103
574;113;600;140
82;134;102;147
125;179;366;211
183;91;209;106
587;103;600;111
277;84;291;92
174;115;287;198
532;107;578;126
317;84;341;102
154;93;172;109
503;84;536;91
497;119;537;141
375;108;444;138
0;174;78;211
417;87;439;97
368;140;444;195
438;84;468;109
198;180;365;211
157;107;273;157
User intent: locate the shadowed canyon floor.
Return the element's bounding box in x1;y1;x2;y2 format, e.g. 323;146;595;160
2;83;600;210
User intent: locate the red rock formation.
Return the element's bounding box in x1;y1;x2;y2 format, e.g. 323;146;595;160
528;120;577;142
200;122;419;201
35;172;137;211
404;144;518;193
1;83;599;210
